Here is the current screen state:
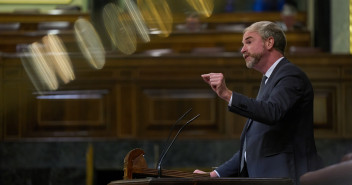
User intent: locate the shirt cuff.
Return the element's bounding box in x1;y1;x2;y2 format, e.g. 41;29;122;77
213;170;221;177
228;95;233;106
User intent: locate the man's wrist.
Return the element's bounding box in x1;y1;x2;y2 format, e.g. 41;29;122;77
210;170;219;178
224;90;233;103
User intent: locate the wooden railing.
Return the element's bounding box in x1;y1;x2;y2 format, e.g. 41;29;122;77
0;12;89;30
0;12;309;54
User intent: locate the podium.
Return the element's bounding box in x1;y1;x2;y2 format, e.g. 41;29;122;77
110;149;293;185
109;177;294;185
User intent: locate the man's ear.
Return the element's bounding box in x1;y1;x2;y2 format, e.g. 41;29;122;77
266;37;274;50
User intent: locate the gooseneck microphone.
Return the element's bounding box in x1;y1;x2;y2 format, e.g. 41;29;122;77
156;113;200;178
158;108;192;165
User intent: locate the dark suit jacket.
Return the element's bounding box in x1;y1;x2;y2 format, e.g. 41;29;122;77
215;58;321;185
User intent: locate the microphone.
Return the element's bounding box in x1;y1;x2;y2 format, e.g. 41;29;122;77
158;108;192;165
156;114;200;178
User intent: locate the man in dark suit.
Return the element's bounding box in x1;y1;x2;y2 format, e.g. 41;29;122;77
194;21;321;185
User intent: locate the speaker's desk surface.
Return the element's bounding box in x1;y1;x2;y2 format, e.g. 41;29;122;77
108;177;294;185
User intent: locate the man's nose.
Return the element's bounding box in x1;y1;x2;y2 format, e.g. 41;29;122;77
240;46;246;53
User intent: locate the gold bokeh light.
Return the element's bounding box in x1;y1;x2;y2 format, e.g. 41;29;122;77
103;2;137;55
137;0;173;37
74;18;106;69
25;42;59;92
42;34;75;84
186;0;214;18
121;0;150;43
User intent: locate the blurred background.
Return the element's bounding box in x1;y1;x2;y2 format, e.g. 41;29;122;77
0;0;351;185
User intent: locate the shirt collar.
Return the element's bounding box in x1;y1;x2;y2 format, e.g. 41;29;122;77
264;57;284;82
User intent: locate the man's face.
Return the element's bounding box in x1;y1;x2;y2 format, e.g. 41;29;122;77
241;31;265;69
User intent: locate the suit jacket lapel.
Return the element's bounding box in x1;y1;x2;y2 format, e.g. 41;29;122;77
248;58;288;130
256;58;288;100
266;58;288;87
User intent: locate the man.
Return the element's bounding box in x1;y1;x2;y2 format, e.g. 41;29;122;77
278;3;305;31
194;21;321;185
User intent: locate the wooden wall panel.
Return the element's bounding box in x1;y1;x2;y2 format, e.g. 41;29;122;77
36;91;106;126
116;83;136;138
3;11;345;141
309;81;343;138
304;67;341;80
312;85;338;130
2;60;24;139
0;56;2;140
2;81;21;139
137;88;224;138
22;89;116;138
343;67;352;77
1;54;352;140
343;83;352;137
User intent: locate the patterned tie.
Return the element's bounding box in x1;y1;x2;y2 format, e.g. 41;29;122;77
240;75;267;173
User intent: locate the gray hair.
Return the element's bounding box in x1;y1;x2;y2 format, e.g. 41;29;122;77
244;21;287;55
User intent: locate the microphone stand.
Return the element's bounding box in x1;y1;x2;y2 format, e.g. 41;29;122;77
158;108;192;166
156;114;200;178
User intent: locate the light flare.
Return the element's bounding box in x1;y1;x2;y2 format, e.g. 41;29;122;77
42;34;75;84
137;0;173;37
103;2;137;55
186;0;214;18
25;42;59;91
74;18;106;69
121;0;150;42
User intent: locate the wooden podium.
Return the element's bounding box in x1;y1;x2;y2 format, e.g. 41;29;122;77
109;149;293;185
109;177;294;185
